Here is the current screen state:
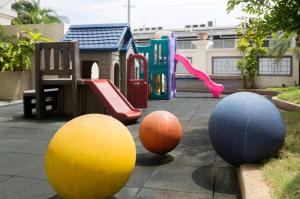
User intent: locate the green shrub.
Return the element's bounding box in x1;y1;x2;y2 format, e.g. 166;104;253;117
0;29;49;72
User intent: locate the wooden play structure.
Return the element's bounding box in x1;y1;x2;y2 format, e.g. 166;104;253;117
22;23;152;123
31;41;141;123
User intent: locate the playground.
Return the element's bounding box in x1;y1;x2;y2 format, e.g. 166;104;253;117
0;23;290;199
0;92;240;199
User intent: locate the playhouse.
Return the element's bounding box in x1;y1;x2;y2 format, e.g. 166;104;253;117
31;24;144;123
62;23;138;95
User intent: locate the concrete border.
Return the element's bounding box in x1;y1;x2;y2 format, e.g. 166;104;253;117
238;164;272;199
237;89;280;96
272;96;300;111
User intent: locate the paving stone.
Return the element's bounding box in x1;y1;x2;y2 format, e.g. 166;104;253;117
50;188;140;199
0;174;12;183
177;135;213;150
214;167;240;196
188;116;210;128
112;187;139;199
0;92;241;198
0;177;55;199
127;124;140;139
171;148;215;166
135;139;148;154
0;152;42;175
136;153;174;167
183;127;209;137
214;193;241;199
0;126;55;140
135;188;211;199
215;155;233;168
144;165;214;194
15;158;46;180
126;165;155;188
0;138;49;155
48;195;62;199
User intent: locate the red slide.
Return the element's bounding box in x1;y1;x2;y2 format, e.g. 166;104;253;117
84;79;142;123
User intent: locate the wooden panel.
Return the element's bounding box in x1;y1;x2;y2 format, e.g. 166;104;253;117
42;79;72;85
39;42;76;49
41;69;72;76
44;48;51;70
62;47;70;69
35;43;45;118
35;41;80;118
53;48;60;70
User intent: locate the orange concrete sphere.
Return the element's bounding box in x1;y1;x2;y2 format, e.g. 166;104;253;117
139;111;182;154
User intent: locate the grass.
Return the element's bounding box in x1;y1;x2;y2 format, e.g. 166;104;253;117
265;86;299;92
277;89;300;105
262;111;300;199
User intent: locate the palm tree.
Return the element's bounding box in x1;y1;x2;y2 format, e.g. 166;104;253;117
269;32;300;85
11;0;64;25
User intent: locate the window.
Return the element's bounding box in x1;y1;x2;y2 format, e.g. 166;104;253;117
259;57;292;76
176;57;192;74
177;41;197;49
213;39;236;48
212;57;241;75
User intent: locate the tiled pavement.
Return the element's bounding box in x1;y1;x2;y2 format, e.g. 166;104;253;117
0;92;240;199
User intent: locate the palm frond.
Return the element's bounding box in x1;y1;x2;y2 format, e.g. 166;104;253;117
269;32;295;59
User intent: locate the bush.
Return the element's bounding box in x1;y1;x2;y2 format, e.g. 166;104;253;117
0;29;49;72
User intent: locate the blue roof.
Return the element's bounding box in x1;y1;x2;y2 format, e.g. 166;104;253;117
61;23;137;53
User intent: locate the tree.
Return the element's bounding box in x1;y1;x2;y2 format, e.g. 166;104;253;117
236;19;267;88
227;0;300;85
11;0;63;25
227;0;300;34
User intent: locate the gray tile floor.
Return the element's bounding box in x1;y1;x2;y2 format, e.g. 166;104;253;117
0;92;240;199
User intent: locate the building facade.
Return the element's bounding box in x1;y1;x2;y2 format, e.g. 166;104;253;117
0;0;16;25
133;24;299;90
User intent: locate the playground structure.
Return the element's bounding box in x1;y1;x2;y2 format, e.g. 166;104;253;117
27;24;225;124
34;41;141;123
137;32;176;100
137;31;224;98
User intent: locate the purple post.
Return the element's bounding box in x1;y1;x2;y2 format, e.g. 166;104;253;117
168;33;176;99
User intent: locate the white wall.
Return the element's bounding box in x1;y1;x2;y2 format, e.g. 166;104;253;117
177;41;299;88
0;0;16;25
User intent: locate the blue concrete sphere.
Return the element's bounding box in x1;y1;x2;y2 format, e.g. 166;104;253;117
209;92;285;166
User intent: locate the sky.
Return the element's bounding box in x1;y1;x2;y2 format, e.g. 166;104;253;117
41;0;244;29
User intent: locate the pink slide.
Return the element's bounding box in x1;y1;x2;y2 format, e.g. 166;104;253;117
84;79;142;123
175;53;224;98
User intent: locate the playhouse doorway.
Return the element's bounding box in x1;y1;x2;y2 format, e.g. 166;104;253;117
81;61;100;79
114;63;120;88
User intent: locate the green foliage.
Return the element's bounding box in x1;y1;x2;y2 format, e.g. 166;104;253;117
11;0;65;25
270;32;300;60
0;30;49;72
227;0;300;34
236;19;268;88
263;111;300;198
265;86;299;92
227;0;300;65
277;89;300;105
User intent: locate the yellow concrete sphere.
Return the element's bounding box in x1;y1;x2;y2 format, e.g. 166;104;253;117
45;114;136;199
